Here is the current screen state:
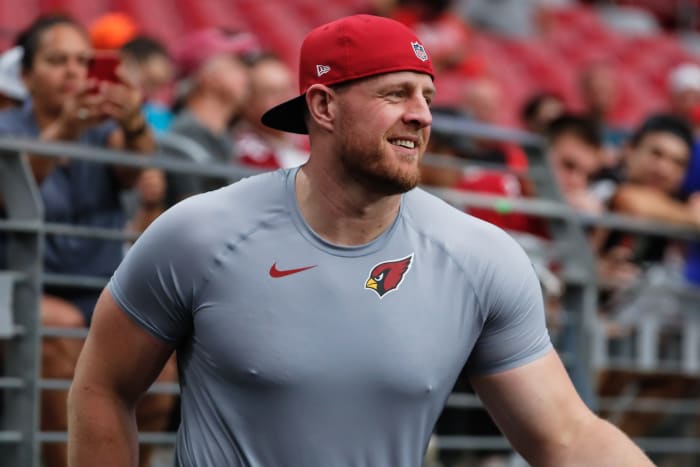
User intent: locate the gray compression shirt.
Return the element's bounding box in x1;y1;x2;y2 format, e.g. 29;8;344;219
108;167;551;467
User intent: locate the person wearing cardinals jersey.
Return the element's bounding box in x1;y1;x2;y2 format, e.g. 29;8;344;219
68;14;654;467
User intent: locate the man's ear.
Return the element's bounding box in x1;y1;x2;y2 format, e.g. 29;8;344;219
305;84;337;132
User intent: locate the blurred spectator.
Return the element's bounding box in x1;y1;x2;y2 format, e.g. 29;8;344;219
458;0;539;37
667;57;700;267
545;114;604;214
0;14;173;467
544;114;638;288
681;138;700;287
391;0;486;76
521;91;566;135
233;53;308;170
578;60;629;148
367;0;400;16
593;115;697;292
0;46;27;109
421;78;544;236
88;11;139;51
596;117;698;441
163;32;251;205
460;77;530;170
667;63;700;124
173;27;260;79
120;35;175;133
609;115;695;229
119;36;175;233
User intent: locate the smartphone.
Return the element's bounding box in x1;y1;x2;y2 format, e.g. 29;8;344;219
87;51;121;85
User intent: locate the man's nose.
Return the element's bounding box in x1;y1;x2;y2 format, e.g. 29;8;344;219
403;95;432;129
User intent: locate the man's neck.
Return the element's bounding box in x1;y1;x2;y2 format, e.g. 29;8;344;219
295;162;402;246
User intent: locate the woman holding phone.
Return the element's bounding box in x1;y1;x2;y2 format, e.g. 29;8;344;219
0;13;175;467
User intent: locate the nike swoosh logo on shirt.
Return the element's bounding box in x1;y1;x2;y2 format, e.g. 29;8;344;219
269;263;317;278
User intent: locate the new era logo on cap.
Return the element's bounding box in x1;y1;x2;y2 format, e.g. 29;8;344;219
316;64;331;77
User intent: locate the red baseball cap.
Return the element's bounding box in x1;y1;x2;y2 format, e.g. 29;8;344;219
261;14;434;134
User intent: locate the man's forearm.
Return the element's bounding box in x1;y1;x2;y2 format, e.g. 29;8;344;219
546;417;654;467
67;386;140;467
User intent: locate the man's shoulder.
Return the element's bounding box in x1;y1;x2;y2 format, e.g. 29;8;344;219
403;187;522;262
405;187;507;237
169;169;288;222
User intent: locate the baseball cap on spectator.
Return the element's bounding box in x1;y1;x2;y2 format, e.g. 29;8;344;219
0;46;27;101
173;28;261;78
668;63;700;94
261;14;434;134
89;12;139;50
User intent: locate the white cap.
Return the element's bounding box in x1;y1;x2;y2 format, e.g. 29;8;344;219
668;63;700;94
0;46;27;101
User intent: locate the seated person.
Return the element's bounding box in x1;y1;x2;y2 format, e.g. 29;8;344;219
421;77;545;236
520;91;565;136
232;53;309;170
596;114;698;438
0;14;172;467
545;115;641;290
545;114;605;215
603;114;697;256
164;33;251;205
120;35;175;133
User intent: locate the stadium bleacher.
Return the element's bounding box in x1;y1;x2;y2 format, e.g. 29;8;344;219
0;0;698;128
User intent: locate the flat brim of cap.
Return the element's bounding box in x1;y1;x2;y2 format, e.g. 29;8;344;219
261;94;308;134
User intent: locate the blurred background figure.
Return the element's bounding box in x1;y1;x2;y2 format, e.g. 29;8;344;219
120;35;175;133
233;53;308;170
595;114;695;295
458;77;531;178
420;77;544;237
162;28;252;206
390;0;485;76
667;63;700;124
578;60;629;148
0;13;173;467
0;46;27;109
596;115;698;441
545;114;604;214
521;91;566;135
458;0;539;38
119;35;175;234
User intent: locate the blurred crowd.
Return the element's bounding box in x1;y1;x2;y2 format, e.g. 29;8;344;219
1;1;700;467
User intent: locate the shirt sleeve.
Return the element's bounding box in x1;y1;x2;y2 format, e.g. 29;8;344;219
107;196;214;343
466;230;552;375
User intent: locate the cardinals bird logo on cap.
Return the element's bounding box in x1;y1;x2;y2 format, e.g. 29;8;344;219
411;42;428;62
365;254;413;298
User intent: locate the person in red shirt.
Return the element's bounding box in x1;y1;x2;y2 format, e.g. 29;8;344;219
233;53;309;170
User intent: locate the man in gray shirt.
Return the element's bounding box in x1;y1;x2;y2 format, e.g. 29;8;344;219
68;14;654;467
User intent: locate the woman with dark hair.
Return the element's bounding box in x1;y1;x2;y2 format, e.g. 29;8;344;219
0;14;174;467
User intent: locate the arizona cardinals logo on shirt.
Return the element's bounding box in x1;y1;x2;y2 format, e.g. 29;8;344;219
365;254;413;298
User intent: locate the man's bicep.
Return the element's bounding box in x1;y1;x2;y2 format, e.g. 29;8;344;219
74;288;175;403
470;350;594;464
